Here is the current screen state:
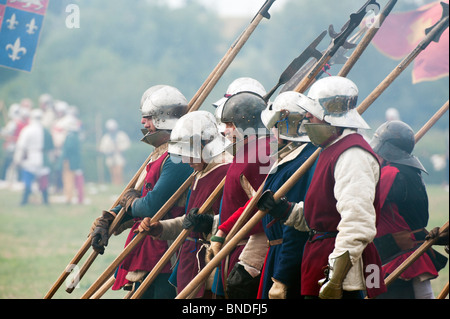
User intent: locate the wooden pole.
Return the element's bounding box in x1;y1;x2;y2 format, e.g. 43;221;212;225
437;282;449;299
384;221;449;287
79;172;196;299
414;100;449;143
90;276;115;299
44;160;149;299
130;177;226;299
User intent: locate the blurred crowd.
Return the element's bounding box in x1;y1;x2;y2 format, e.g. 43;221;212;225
0;94;84;205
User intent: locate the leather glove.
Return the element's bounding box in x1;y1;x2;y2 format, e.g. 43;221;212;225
226;263;261;299
426;226;449;246
119;188;141;212
206;235;224;263
269;277;288;299
136;217;163;237
90;210;115;255
182;208;213;233
318;251;352;299
392;230;416;251
257;190;293;222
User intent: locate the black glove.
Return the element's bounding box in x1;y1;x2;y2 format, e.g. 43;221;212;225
119;188;141;212
257;190;293;222
91;210;115;255
226;263;260;299
182;208;213;233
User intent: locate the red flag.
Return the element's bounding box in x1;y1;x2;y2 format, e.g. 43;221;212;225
371;1;449;84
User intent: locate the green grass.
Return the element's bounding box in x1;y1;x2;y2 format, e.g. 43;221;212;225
0;183;448;299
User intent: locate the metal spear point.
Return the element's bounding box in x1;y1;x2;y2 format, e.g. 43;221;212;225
293;0;380;93
263;30;327;101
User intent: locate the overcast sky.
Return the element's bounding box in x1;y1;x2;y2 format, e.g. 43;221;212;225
166;0;433;16
167;0;285;17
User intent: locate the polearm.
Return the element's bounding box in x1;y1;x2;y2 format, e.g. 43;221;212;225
79;172;197;299
293;0;380;93
384;221;449;288
64;165;151;294
415;100;449;143
189;0;276;112
437;282;449;299
128;176;226;299
280;24;368;94
44;157;149;299
263;30;327;101
176;3;449;299
90;275;115;299
357;2;449;115
338;0;398;77
51;2;276;298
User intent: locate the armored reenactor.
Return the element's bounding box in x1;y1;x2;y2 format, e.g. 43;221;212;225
255;91;317;299
139;111;233;298
208;91;275;298
90;85;193;299
371;120;447;299
261;76;386;299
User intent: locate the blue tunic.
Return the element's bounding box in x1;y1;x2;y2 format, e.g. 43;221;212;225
259;142;317;299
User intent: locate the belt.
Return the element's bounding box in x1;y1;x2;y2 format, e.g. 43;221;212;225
186;237;208;245
308;229;338;243
268;238;283;247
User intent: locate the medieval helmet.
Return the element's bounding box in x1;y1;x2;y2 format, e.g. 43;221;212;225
220;91;268;134
140;86;188;147
168;111;231;163
302;76;370;130
212;77;266;109
370;120;427;172
139;85;167;111
261;91;310;142
141;85;188;130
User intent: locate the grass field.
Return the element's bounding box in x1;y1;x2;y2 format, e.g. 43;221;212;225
0;181;448;299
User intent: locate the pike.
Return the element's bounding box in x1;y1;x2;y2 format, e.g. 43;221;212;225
263;30;326;101
44;1;276;299
129;177;226;299
281;25;367;94
294;0;380;93
79;172;197;299
383;221;449;289
175;3;448;299
189;0;276;111
338;0;398;77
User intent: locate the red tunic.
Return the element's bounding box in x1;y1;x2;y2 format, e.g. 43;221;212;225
376;165;438;280
176;163;230;297
112;152;185;290
219;136;273;278
301;134;387;298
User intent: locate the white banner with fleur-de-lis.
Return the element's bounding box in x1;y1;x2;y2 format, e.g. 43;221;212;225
0;0;49;72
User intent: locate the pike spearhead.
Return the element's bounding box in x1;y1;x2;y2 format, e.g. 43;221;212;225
425;1;449;43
